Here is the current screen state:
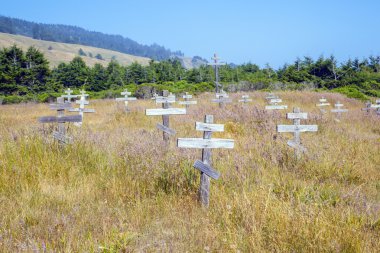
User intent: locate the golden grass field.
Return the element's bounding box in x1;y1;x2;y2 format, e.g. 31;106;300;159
0;32;151;67
0;91;379;252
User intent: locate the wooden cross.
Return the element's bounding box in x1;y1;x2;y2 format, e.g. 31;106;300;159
362;101;373;114
277;107;318;158
146;90;186;142
239;95;252;104
61;88;79;103
375;99;380;115
208;53;226;93
265;97;288;110
38;97;82;144
179;92;197;109
115;88;137;112
331;101;348;121
177;115;234;207
212;89;232;108
265;93;278;100
69;90;95;126
316;97;330;113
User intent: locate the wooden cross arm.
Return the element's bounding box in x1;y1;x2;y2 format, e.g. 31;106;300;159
331;109;348;113
287;140;307;153
179;101;197;105
177;138;234;149
156;123;176;135
193;160;220;180
287;112;308;120
146;108;186;116
39;115;82;123
116;97;137;101
195;122;224;132
265;105;288;110
49;103;73;110
277;125;318;133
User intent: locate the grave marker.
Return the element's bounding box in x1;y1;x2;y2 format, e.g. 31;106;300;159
208;53;226;93
61;88;80;103
265;96;287;110
316;97;330;113
239;95;252;104
331;101;348;121
179;92;197;108
177;115;234;207
146;90;186;142
115;88;137;112
38;97;82;144
277;107;318;158
212;89;232;108
69;90;95;126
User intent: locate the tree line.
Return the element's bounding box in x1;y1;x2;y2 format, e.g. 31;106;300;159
1;44;380;103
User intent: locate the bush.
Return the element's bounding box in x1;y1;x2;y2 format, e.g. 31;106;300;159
332;85;368;100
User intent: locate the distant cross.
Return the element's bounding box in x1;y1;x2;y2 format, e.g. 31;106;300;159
362;99;380;115
115;88;137;112
208;53;226;93
69;90;95;126
61;88;79;103
212;89;232;108
265;93;278;100
179;92;197;109
277;107;318;159
239;95;252;104
362;101;372;114
177;115;234;207
265;96;288;110
38;97;82;145
316;97;330;114
331;101;348;122
146;90;186;143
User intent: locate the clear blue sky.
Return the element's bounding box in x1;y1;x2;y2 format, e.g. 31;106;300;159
1;0;380;68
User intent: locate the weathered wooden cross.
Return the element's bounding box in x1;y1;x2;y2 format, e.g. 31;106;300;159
277;107;318;158
239;95;252;104
179;92;197;109
61;88;79;103
212;89;232;108
331;101;348;121
265;93;278;100
362;99;380;114
115;88;137;112
69;90;95;126
316;97;330;113
208;53;226;93
177;115;234;207
265;97;288;110
38;97;82;144
146;90;186;142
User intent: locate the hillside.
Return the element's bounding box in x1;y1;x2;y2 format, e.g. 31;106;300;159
0;32;151;67
0;91;379;251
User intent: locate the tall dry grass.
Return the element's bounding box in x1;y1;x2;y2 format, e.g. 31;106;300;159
0;91;379;252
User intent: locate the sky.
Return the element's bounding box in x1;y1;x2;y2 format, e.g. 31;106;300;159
1;0;380;68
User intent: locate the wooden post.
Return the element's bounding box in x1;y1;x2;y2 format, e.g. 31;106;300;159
177;115;234;207
277;107;318;159
116;88;137;112
57;97;66;145
162;90;170;142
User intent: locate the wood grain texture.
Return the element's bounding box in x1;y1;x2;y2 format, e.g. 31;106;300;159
265;105;288;110
277;124;318;133
177;138;234;149
146;108;186;116
195;122;224;132
39;115;82;123
193;160;220;180
156;123;176;136
287;112;308;119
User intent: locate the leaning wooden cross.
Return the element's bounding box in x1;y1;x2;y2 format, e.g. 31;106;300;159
69;90;95;126
38;97;82;144
179;92;197;109
331;101;348;121
212;89;232;108
239;95;252;104
277;107;318;158
61;88;79;103
265;97;288;110
177;115;234;207
115;88;137;112
146;90;186;142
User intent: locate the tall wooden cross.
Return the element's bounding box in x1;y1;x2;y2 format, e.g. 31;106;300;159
115;88;137;112
179;92;197;109
277;107;318;159
177;115;234;207
331;101;348;121
69;90;95;126
38;97;82;144
239;95;252;104
61;88;79;103
208;53;226;93
265;97;288;110
146;90;186;142
212;89;232;108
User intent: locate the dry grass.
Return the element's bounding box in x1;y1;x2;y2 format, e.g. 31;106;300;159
0;91;379;252
0;32;151;67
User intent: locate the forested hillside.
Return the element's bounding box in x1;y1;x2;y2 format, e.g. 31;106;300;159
0;15;183;61
0;44;379;104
